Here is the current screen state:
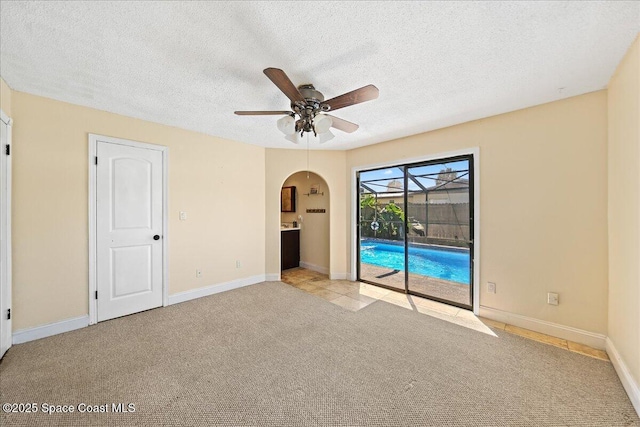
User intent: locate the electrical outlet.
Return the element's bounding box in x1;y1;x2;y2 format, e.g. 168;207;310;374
236;260;241;268
547;292;559;305
179;211;187;221
196;269;202;278
487;282;496;294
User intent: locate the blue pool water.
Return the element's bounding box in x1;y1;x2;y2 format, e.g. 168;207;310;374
360;240;470;284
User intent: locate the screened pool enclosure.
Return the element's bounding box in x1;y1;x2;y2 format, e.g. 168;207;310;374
357;155;474;309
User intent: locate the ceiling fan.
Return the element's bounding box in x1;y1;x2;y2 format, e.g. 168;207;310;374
235;68;379;144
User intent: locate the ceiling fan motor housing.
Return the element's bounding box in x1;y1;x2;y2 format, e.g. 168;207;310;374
291;84;328;134
293;85;326;114
297;84;324;102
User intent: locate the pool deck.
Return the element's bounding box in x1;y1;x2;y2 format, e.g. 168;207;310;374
359;262;471;307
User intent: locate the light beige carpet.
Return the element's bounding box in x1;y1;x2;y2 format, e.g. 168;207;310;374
0;282;638;426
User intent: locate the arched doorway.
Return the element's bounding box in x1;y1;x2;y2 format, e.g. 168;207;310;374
280;171;330;274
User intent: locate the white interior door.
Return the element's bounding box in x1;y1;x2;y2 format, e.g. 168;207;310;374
96;141;163;322
0;112;12;358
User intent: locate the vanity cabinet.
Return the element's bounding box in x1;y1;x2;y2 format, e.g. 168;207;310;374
281;229;300;270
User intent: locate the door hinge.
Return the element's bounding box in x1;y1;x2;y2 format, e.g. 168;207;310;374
5;145;9;156
95;156;98;165
6;308;10;320
95;291;98;300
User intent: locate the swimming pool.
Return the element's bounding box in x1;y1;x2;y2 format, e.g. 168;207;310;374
360;239;470;284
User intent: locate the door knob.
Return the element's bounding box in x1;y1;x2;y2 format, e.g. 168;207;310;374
153;235;160;240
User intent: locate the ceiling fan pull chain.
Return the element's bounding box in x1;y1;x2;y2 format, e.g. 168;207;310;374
307;133;310;179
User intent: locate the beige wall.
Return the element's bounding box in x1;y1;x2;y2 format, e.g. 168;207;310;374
281;171;330;273
11;91;265;330
0;77;11;116
1;52;626;352
608;36;640;386
265;149;346;279
347;91;609;335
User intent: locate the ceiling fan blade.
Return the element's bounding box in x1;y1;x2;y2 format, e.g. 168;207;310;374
326;114;359;133
322;84;379;112
234;110;292;116
263;68;305;103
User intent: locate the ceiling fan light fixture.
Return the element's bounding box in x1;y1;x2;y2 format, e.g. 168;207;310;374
277;115;296;135
318;130;335;144
284;131;333;144
285;133;300;144
313;114;333;134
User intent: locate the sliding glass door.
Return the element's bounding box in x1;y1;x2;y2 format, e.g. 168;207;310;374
358;166;407;291
357;155;473;309
405;158;473;308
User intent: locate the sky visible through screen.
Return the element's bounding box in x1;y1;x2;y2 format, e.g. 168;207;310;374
359;159;469;193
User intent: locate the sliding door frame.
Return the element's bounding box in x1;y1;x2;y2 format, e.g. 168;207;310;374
351;148;480;314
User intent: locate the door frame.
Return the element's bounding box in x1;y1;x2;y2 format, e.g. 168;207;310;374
88;134;169;325
350;147;480;314
0;109;12;355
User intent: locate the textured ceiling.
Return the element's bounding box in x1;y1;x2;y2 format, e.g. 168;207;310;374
1;2;638;150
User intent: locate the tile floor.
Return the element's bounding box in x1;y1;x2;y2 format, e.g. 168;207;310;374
280;267;609;362
359;262;470;306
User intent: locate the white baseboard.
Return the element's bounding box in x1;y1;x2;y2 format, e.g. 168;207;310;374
479;306;607;350
300;261;329;275
10;275;267;345
13;315;89;345
265;273;280;282
167;274;265;305
606;337;640;416
330;272;348;280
